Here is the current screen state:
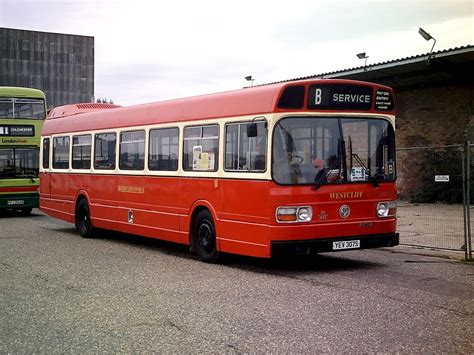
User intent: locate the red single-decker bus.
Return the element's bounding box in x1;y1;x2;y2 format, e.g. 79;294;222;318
40;80;398;262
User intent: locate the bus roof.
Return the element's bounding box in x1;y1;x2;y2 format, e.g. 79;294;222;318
0;86;46;99
48;103;121;119
42;79;394;135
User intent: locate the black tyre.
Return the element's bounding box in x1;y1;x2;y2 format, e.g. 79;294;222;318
75;199;95;238
193;210;220;263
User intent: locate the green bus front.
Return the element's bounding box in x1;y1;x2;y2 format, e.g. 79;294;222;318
0;87;47;214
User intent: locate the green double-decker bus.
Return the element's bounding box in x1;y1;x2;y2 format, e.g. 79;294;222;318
0;87;47;215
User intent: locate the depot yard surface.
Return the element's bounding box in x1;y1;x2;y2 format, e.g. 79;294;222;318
398;202;472;254
0;209;473;353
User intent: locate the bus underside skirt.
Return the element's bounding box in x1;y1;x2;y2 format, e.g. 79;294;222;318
271;233;399;256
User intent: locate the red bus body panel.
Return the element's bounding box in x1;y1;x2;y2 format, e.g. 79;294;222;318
40;174;396;258
40;79;397;258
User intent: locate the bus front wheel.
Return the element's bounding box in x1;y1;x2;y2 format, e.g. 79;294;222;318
75;199;95;238
193;210;220;263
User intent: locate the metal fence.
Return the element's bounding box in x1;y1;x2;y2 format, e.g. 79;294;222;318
396;142;472;260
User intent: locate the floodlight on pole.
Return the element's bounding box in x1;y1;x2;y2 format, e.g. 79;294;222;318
245;75;255;87
356;52;369;70
418;27;436;62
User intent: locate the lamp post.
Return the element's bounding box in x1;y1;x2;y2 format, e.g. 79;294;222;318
356;52;369;71
245;75;255;87
418;27;436;62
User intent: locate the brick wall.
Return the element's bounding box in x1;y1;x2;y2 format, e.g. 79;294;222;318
395;83;473;200
396;83;473;147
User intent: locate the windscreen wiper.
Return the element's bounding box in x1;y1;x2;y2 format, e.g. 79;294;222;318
312;156;341;190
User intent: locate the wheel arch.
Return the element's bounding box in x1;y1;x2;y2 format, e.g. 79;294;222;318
188;200;219;252
74;190;91;222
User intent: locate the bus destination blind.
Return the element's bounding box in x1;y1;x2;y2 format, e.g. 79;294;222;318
308;85;394;112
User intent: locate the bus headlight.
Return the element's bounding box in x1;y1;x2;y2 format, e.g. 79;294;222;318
276;206;312;223
377;201;397;217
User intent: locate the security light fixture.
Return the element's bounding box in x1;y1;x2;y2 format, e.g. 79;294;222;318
418;27;437;62
356;52;369;70
245;75;255;87
418;27;433;41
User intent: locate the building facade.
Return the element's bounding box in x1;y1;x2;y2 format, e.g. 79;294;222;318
0;27;94;108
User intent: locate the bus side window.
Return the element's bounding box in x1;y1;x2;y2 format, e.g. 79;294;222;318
183;125;219;172
72;134;92;170
94;132;116;170
52;136;70;169
42;138;50;169
224;120;267;172
149;127;179;171
119;130;145;170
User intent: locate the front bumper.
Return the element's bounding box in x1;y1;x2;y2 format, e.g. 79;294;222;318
271;232;399;256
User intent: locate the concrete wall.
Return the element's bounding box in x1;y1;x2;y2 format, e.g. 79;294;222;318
0;27;94;108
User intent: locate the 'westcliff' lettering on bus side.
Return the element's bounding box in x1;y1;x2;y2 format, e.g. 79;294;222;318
329;191;364;199
118;185;145;194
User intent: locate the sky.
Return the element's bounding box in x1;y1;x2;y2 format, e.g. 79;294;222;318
1;0;473;105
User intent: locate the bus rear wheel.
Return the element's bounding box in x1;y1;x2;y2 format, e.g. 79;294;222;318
75;199;95;238
193;210;220;263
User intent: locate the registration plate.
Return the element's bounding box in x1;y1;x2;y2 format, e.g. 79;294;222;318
7;200;25;206
333;240;360;250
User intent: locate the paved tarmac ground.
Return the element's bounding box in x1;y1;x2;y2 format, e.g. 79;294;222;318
0;209;473;353
398;202;472;253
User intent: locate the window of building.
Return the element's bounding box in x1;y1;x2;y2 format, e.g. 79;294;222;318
42;138;50;169
149;127;179;171
53;136;70;169
94;132;116;170
72;134;92;169
119;130;145;170
183;125;219;171
225;121;267;172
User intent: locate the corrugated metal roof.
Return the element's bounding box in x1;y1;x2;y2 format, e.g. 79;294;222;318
261;45;474;87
